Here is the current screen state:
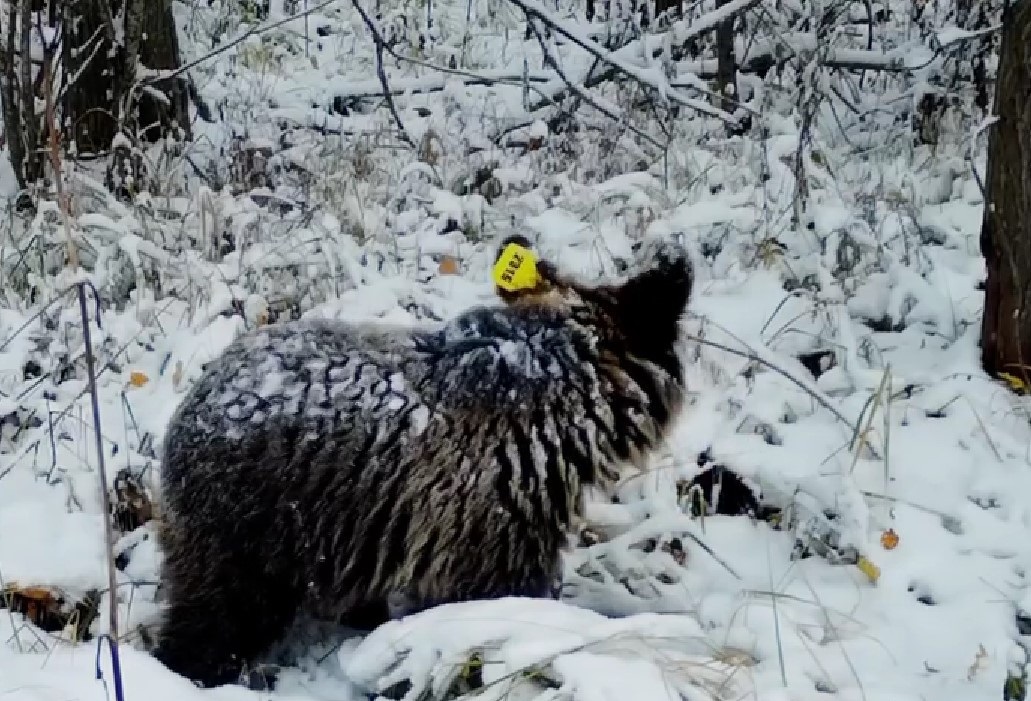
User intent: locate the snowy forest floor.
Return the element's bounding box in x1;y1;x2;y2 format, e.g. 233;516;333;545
1;0;1028;700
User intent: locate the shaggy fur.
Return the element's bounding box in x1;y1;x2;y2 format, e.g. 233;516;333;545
153;236;694;688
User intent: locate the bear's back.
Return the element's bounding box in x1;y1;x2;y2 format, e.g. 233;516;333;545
159;303;608;513
160;318;428;478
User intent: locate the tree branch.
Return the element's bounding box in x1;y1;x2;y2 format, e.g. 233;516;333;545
142;0;341;85
349;0;415;147
508;0;742;125
527;17;664;149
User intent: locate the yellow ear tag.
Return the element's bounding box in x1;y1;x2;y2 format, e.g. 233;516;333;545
492;242;539;292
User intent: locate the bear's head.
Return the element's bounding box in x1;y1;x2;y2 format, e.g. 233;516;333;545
493;234;693;383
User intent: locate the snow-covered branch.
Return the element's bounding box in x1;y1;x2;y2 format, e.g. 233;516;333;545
349;0;415;147
526;18;665;149
330;70;553;102
508;0;742;125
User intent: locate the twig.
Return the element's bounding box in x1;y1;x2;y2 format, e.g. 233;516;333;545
859;491;952;520
43;45;78;269
507;0;741;125
142;0;341;85
724;23;1002;76
527;18;664;150
76;282;125;701
0;564;24;653
800;578;867;701
532;0;766;114
349;0;415;147
0;286;78;356
682;530;742;580
331;69;553;102
766;532;787;686
685;332;857;433
847;365;890;474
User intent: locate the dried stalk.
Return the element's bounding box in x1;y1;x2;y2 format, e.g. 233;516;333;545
77;282;125;701
44;47;79;269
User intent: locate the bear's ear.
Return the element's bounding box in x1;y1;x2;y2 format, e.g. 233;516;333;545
494;234;534;263
613;239;693;367
493;234;562;304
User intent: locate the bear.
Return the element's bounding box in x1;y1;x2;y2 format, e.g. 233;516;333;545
152;235;694;688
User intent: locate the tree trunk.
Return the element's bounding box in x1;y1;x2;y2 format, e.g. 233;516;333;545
0;0;45;199
714;0;737;113
136;0;192;143
979;0;1031;383
653;0;682;22
64;0;190;156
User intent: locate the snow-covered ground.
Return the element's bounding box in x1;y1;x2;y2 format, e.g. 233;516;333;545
1;0;1023;699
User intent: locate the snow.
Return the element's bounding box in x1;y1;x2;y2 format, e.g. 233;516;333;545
0;0;1024;700
8;201;1021;699
346;599;731;701
0;498;110;595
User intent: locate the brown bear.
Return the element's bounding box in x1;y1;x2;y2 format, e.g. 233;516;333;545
152;235;694;688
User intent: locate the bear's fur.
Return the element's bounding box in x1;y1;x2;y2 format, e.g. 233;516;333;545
152;236;694;688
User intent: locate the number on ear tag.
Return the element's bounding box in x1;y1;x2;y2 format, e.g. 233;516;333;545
492;242;540;292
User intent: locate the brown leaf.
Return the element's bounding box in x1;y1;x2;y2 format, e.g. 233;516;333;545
438;256;461;276
3;584;100;641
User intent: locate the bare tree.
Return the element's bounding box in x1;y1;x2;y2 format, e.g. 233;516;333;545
65;0;191;153
979;0;1031;384
713;0;739;125
0;0;191;205
0;0;44;201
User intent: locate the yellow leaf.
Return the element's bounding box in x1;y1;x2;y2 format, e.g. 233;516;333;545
998;372;1028;394
129;371;149;388
856;556;880;583
492;242;539;292
880;528;900;550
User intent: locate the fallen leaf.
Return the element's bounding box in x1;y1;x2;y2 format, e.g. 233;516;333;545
2;583;99;641
999;372;1028;394
880;528;900;550
128;371;149;388
856;556;880;583
438;255;460;275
